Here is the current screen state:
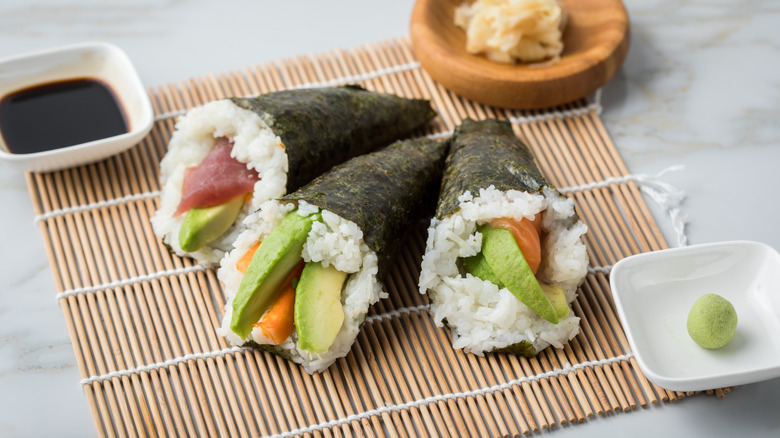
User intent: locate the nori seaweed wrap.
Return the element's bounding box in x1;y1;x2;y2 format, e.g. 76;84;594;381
218;137;448;373
418;118;589;356
152;86;436;266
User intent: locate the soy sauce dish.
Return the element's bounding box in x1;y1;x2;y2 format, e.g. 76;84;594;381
0;42;153;172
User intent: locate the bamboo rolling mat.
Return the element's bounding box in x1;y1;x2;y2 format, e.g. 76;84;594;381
26;37;724;438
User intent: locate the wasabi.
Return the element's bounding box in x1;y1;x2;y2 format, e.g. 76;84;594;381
686;293;738;349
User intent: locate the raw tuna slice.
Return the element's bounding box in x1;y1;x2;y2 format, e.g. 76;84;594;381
174;137;259;216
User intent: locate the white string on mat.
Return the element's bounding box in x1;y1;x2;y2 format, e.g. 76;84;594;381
502;86;602;125
429;90;600;142
588;265;613;275
558;165;684;196
365;304;430;323
55;265;210;300
153;109;187;123
77;306;431;386
287;60;422;91
638;166;688;247
265;353;635;438
34;191;161;224
79;346;249;386
505;100;602;125
560;165;688;248
153;61;424;122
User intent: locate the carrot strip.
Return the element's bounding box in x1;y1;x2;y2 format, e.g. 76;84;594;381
236;241;261;274
256;284;296;343
253;261;305;344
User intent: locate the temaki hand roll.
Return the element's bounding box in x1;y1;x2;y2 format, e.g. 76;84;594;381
217;137;448;373
151;85;436;266
419;119;589;357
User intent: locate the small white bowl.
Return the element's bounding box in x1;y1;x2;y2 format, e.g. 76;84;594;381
610;241;780;392
0;42;153;172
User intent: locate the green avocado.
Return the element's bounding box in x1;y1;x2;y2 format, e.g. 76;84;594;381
230;210;320;338
178;194;245;252
479;225;558;324
294;261;347;354
541;283;571;319
463;252;504;288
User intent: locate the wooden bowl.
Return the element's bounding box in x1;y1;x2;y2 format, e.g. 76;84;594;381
410;0;630;109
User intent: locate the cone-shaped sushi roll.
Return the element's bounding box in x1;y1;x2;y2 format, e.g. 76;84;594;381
151;85;436;266
419;119;589;356
217;137;448;373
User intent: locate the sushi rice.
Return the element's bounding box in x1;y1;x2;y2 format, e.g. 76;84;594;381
151;100;287;266
218;200;386;374
419;185;589;355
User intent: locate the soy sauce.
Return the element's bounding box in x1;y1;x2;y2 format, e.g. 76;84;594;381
0;78;128;154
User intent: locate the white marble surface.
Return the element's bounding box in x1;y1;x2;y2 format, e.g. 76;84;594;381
1;0;779;436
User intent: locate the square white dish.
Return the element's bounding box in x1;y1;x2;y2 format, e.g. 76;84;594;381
610;241;780;392
0;42;153;172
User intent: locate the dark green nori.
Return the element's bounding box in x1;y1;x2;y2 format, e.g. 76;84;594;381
435;118;549;219
231;85;437;194
493;341;537;358
283;137;449;277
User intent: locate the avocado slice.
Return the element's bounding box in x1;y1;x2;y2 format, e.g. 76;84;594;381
294;261;347;354
178;194;245;252
541;283;571;319
230;210;320;338
463;252;504;288
466;250;570;321
479;225;558;324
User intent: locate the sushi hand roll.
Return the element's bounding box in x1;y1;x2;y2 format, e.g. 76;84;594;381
152;85;436;266
218;137;448;373
419;119;589;356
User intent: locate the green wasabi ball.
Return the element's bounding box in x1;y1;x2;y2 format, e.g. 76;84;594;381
686;293;738;349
